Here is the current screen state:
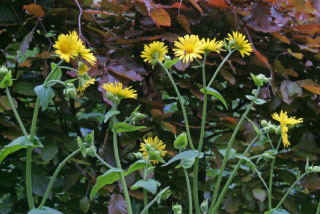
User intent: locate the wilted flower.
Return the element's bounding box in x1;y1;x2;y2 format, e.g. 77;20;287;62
272;110;303;147
78;74;95;93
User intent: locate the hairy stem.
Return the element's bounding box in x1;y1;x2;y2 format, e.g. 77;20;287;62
193;54;208;214
207;50;235;88
158;61;194;151
209;87;260;214
39;148;81;208
268;137;282;211
211;135;259;212
112;104;132;214
94;149;113;169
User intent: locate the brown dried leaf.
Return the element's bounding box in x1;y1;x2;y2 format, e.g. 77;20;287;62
208;0;231;9
23;4;45;17
220;69;235;85
280;80;302;104
177;14;191;34
150;8;171;26
108;193;127;214
298;79;320;95
189;0;204;15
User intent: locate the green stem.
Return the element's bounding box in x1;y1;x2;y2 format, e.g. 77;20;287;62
268;137;282;211
39;148;81;208
27;59;64;210
112;104;133;214
207;50;235;88
5;87;28;137
211;135;259;213
158;61;194;151
94;149;113;169
193;54;208;214
183;167;193;214
43;80;65;88
143;157;149;214
316;200;320;214
274;172;310;210
59;66;79;73
209;87;260;214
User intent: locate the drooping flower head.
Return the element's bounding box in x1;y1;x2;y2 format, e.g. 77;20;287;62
272;110;303;148
102;82;137;100
54;31;97;65
201;38;224;53
78;61;89;76
173;34;204;63
226;31;253;57
53;33;79;62
141;41;168;64
139;136;167;164
78;74;95;93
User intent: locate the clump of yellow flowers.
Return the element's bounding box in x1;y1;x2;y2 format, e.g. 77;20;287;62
140;31;253;64
272;110;303;147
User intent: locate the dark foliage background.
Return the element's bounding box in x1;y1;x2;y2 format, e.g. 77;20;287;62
0;0;320;213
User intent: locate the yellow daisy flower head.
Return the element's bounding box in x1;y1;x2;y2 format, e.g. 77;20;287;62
79;45;97;66
139;136;167;164
173;34;204;63
226;31;253;57
102;82;137;100
78;75;95;93
53;33;78;62
272;110;303;148
141;41;168;64
201;38;224;53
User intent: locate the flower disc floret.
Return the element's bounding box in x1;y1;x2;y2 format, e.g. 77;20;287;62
139;136;167;164
141;41;168;64
102;82;137;99
201;38;224;53
226;31;253;57
272;110;303;148
173;34;204;63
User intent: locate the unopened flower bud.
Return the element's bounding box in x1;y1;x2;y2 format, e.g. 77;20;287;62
261;120;268;128
172;204;182;214
268;125;276;133
132;112;147;122
174;132;188;149
275;126;282;135
63;83;77;100
133;152;144;159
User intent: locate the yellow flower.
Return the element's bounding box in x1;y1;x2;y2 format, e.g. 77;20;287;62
139;136;167;164
102;82;137;99
78;76;95;93
272;110;303;148
201;38;224;53
53;33;79;62
226;31;253;57
173;34;204;63
141;41;168;64
54;31;97;65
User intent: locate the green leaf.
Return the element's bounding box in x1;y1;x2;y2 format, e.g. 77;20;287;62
113;122;146;133
90;168;122;200
28;206;63;214
34;85;55;110
104;110;120;123
0;71;12;89
246;116;261;135
13;82;36;96
264;209;290;214
252;188;266;202
131;179;160;194
79;196;90;213
0;136;33;164
47;62;62;83
162;150;203;167
126;159;152;175
250;73;263;87
163;58;180;69
200;87;228;110
245;95;266;105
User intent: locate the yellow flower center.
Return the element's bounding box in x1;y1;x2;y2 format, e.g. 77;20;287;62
59;43;71;54
185;45;194;54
